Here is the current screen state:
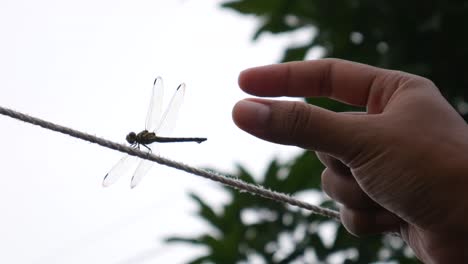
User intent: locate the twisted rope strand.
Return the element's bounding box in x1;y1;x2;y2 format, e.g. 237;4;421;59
0;105;340;221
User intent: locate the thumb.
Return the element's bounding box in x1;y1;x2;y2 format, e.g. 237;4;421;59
232;98;365;160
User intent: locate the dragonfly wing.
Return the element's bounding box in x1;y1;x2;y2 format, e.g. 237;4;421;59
103;155;138;187
130;159;153;188
145;77;164;132
130;79;185;188
155;83;185;135
130;145;160;188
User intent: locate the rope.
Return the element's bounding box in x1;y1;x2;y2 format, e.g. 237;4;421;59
0;105;340;221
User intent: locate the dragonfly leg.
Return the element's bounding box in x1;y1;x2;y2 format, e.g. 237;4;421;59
141;144;152;153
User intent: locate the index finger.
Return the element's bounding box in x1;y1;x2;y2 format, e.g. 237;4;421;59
238;58;387;107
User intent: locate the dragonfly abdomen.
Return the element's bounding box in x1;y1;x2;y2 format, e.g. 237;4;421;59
148;135;207;144
131;130;206;144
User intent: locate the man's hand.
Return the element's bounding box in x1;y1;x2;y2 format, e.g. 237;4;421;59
232;59;468;263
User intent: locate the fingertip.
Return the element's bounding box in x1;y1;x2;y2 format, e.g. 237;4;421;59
238;67;257;92
238;64;282;96
232;99;271;133
238;69;247;88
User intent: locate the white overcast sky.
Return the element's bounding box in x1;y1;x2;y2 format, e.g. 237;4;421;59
0;0;321;263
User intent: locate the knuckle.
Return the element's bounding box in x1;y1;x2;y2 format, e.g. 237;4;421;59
320;169;332;196
316;151;329;165
387;70;435;89
279;101;312;141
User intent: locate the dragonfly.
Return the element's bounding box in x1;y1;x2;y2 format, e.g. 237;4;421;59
103;77;207;188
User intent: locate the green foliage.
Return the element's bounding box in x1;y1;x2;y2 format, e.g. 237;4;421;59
168;1;468;263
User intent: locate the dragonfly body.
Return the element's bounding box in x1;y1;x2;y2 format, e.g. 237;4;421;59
126;130;207;147
103;77;206;188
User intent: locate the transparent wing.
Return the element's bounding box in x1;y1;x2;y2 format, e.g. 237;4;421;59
145;77;164;132
103;155;139;187
154;83;185;135
130;160;153;188
130;146;159;188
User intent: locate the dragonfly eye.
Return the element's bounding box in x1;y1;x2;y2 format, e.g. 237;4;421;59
126;132;137;144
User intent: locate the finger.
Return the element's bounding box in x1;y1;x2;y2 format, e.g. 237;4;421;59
340;206;402;236
238;58;397;107
321;168;379;209
316;152;353;178
232;98;367;158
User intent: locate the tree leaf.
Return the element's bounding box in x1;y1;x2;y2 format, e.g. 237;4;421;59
189;192;223;232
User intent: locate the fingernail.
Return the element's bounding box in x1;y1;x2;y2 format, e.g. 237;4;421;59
235;100;271;129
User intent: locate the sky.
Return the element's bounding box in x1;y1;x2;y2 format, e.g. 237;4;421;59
0;1;320;263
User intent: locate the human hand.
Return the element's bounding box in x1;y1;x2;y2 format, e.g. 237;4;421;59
232;59;468;263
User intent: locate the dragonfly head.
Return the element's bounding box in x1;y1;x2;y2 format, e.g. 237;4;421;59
126;132;137;144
